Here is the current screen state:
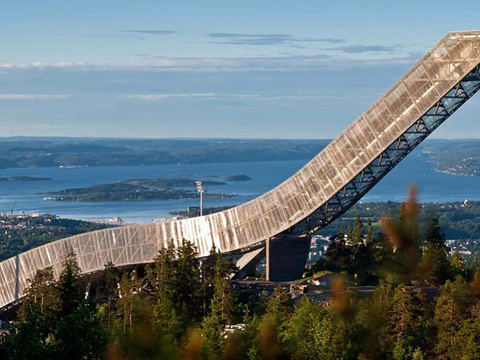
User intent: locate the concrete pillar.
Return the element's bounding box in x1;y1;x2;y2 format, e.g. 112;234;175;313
265;234;311;281
234;247;266;279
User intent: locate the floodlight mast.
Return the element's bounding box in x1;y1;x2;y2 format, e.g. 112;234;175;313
195;181;205;216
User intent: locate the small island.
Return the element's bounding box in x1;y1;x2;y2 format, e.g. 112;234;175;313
0;176;52;182
42;177;234;202
223;174;252;182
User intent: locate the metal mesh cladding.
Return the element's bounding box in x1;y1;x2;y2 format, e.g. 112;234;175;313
1;31;480;309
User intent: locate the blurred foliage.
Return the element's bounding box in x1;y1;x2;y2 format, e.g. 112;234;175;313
315;186;464;287
321;199;480;241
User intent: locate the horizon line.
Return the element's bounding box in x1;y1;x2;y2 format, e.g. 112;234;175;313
0;135;475;141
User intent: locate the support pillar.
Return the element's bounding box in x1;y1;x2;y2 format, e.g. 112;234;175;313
265;234;311;281
234;247;265;279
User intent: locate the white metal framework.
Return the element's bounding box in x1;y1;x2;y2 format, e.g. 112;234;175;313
1;31;480;310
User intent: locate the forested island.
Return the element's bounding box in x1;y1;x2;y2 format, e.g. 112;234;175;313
0;176;52;182
43;178;234;202
223;175;252;181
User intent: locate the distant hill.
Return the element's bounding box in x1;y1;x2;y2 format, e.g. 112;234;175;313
0;137;330;169
0;137;478;174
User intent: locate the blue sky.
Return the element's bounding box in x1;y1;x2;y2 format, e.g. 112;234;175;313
1;0;480;138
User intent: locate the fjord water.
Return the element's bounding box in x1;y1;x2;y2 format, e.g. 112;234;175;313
0;150;478;223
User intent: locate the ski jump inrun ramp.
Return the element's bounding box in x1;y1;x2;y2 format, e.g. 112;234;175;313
1;31;480;309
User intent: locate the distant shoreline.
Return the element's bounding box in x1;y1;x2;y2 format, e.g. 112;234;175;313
0;176;52;182
0;137;329;169
433;167;478;177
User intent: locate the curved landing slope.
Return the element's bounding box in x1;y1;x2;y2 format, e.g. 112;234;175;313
2;31;480;309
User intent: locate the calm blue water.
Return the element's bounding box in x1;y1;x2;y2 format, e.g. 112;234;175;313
0;150;478;223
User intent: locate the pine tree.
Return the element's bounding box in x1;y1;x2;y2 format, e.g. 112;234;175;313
253;317;287;360
9;251;107;360
266;286;293;329
346;223;353;244
449;252;465;279
470;269;480;297
22;266;58;316
452;301;480;359
282;296;325;359
421;217;450;285
57;250;83;315
201;245;218;315
379;186;422;283
201;292;224;358
325;234;351;272
55;297;107;360
353;216;364;244
153;241;180;340
98;261;119;330
201;250;236;356
116;271;143;338
112;269;165;359
55;251;107;360
433;277;475;359
213;252;235;323
366;218;374;244
175;238;202;325
311;310;357;360
8;268;59;360
387;286;428;358
153;239;203;341
412;348;425;360
367;281;396;355
351;242;374;284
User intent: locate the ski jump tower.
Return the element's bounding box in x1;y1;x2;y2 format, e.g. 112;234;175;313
1;31;480;309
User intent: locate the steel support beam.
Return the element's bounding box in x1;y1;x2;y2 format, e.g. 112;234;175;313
286;64;480;236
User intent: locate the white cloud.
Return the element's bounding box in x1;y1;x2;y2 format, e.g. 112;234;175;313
126;93;257;101
0;61;88;70
125;93;345;101
0;94;69;100
0;52;419;73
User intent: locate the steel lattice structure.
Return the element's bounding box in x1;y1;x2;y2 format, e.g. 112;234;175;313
1;31;480;310
289;63;480;236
